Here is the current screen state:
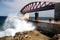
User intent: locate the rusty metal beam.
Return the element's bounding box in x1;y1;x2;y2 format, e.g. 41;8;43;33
20;1;56;13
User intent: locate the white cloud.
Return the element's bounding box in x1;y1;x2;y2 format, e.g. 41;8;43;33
2;0;60;11
0;0;60;16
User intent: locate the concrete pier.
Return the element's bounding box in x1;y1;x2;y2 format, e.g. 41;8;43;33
55;3;60;21
31;20;60;35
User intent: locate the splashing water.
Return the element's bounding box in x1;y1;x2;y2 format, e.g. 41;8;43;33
0;12;35;37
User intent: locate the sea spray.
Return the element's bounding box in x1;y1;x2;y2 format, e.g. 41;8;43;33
0;12;35;37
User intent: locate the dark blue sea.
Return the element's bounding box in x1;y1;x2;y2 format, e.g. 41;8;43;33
0;16;7;30
0;16;54;30
29;17;54;20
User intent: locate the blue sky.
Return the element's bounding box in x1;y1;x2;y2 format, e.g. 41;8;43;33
0;0;59;17
0;0;19;16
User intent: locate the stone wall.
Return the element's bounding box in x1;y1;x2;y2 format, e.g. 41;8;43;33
36;22;60;34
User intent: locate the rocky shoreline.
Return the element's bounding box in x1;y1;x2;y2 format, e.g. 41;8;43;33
0;30;60;40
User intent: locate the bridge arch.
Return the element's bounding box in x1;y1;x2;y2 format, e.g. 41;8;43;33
21;1;56;13
21;1;56;21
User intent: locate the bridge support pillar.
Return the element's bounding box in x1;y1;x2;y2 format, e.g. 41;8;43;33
55;3;60;21
35;12;39;21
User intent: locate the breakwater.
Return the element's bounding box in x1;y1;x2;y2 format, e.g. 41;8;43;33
30;20;60;37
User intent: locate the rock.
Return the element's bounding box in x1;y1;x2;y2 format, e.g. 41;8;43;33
51;34;60;40
0;30;51;40
24;35;29;38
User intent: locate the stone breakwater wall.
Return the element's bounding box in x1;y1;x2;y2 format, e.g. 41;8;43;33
36;21;60;34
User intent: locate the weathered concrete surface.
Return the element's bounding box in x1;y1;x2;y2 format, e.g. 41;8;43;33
35;20;60;36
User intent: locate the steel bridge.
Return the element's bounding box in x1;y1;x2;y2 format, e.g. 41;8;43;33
21;1;56;13
20;2;60;36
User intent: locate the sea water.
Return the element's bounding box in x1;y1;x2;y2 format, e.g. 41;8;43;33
0;12;35;37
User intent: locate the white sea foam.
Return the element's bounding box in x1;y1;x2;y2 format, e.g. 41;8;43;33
0;12;35;37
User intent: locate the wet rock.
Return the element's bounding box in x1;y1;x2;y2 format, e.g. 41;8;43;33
0;30;50;40
0;36;13;40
